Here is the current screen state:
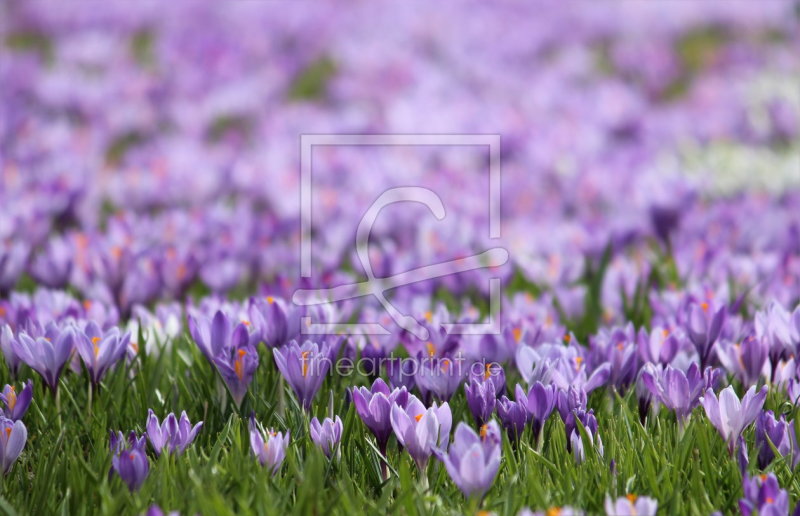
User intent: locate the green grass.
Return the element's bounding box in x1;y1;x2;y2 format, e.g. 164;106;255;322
0;329;795;515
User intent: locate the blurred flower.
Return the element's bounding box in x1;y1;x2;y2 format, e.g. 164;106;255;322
248;415;290;475
0;417;26;475
526;381;557;444
146;409;203;456
273;340;332;410
189;310;258;406
12;326;74;393
74;322;130;385
701;385;767;453
465;377;496;427
497;384;529;441
0;380;32;422
310;416;342;458
390;395;451;469
351;378;409;453
739;473;789;516
754;410;791;469
604;494;658;516
434;421;501;499
109;431;148;491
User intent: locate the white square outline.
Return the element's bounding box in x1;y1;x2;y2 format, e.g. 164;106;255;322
299;134;502;336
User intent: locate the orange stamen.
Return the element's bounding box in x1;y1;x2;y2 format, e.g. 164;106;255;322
563;334;571;343
426;342;436;357
7;386;16;411
234;349;247;380
423;311;432;322
301;351;310;377
484;363;492;380
512;327;522;343
480;424;488;439
546;508;562;516
626;494;637;503
700;302;709;312
266;296;274;304
414;414;423;422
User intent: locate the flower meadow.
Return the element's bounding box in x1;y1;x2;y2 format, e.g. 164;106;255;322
1;2;800;515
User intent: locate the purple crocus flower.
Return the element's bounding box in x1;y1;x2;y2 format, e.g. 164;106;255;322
385;356;417;391
310;416;343;458
637;326;680;365
569;408;602;464
12;326;74;393
755;411;791;469
351;378;409;452
188;311;258;406
0;325;20;377
434;421;501;499
415;354;467;402
0;417;26;474
467;361;505;395
248;415;290;475
248;295;303;348
464;377;496;427
0;380;32;421
755;301;795;379
604;495;658;516
685;300;726;369
75;322;130;385
273;339;332;410
526;381;556;444
390;395;451;470
146;410;203;456
701;385;767;453
110;431;149;492
496;385;528;441
640;363;714;429
739;473;789;516
716;335;768;388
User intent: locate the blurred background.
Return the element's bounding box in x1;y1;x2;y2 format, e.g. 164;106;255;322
1;1;798;327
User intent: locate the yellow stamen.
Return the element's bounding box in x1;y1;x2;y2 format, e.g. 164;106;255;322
130;341;139;354
242;320;251;326
480;424;488;440
301;351;310;377
92;336;101;357
626;494;637;504
662;328;670;337
760;474;768;482
266;296;274;304
484;363;492;380
426;342;435;357
441;359;450;372
423;311;432;322
546;508;562;516
512;327;522;343
4;427;10;438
